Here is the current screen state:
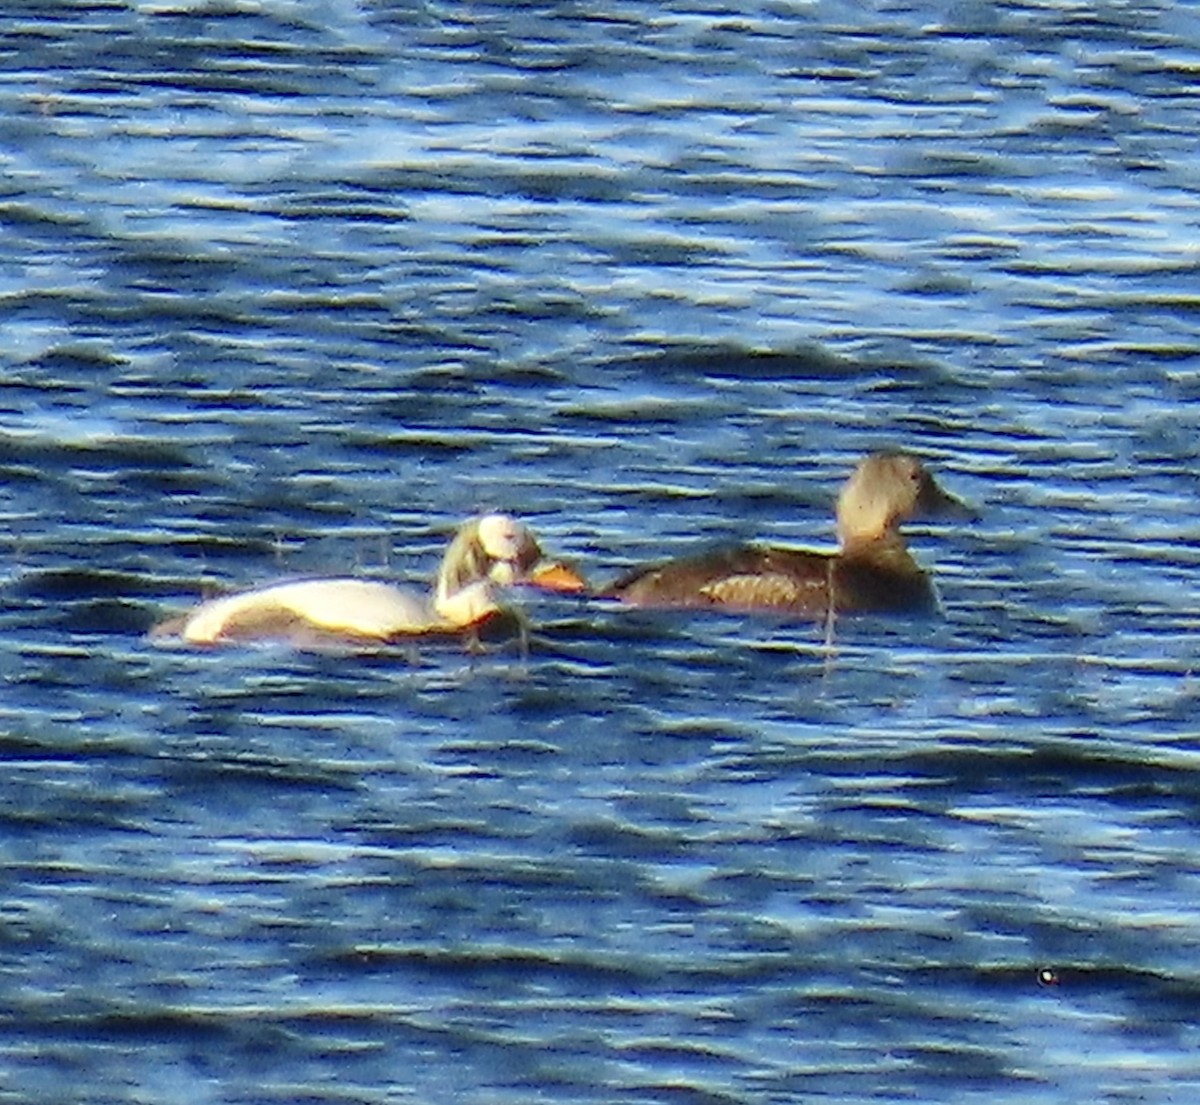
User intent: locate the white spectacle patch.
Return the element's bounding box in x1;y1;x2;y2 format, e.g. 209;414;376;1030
477;512;526;562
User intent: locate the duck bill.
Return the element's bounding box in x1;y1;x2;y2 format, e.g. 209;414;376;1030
527;560;587;593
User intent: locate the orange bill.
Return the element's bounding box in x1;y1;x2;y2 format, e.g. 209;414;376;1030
528;561;587;593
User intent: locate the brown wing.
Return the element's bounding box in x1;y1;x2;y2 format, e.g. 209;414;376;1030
700;569;827;609
200;599;329;643
603;545;834;614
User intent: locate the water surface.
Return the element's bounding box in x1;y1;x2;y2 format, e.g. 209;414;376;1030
2;1;1200;1102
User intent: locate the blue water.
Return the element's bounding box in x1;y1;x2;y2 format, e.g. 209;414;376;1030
2;1;1200;1102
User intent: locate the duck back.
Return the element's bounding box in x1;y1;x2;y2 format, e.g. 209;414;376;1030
602;543;938;617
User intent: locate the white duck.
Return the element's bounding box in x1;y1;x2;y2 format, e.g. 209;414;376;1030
153;513;584;646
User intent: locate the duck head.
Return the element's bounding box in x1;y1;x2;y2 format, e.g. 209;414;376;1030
835;452;975;551
434;513;585;626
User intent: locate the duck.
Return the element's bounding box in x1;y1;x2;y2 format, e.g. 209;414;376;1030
599;452;974;616
152;513;585;646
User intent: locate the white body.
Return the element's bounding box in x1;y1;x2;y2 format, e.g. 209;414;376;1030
158;513;571;646
177;577;499;645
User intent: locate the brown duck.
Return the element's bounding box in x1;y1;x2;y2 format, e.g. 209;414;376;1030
600;452;975;616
